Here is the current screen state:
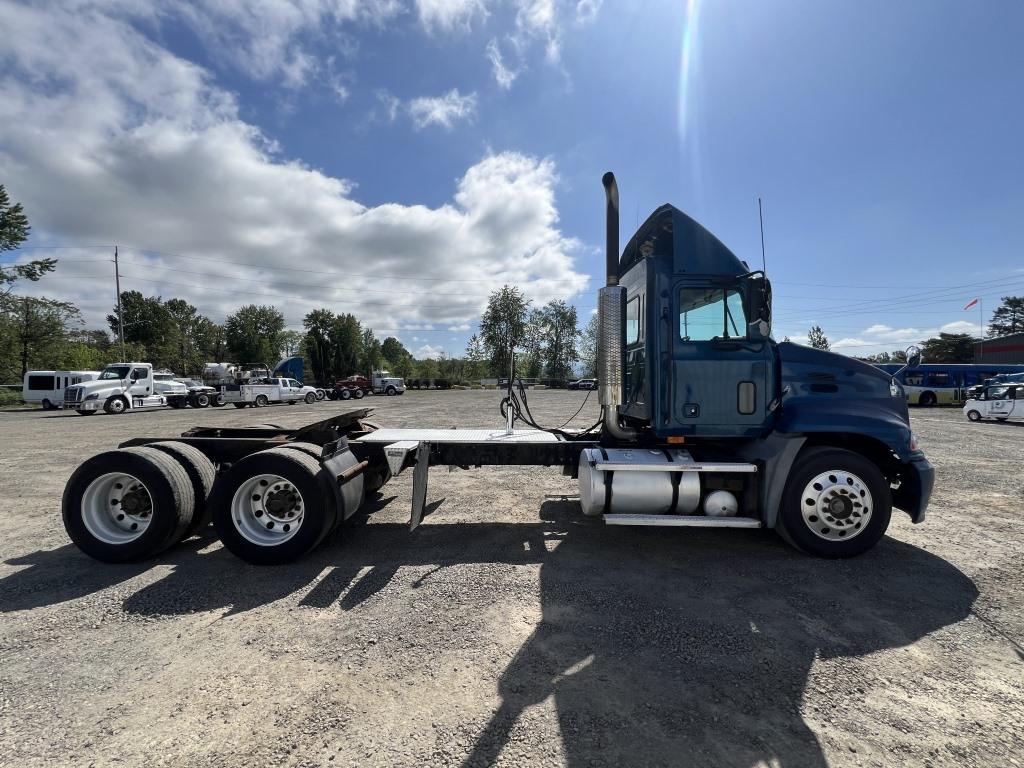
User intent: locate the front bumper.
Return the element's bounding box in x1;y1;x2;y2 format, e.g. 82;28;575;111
67;400;99;410
892;456;934;524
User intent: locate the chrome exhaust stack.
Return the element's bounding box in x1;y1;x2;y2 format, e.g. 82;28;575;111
599;172;637;441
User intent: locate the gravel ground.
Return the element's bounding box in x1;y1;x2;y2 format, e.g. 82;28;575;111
0;391;1022;768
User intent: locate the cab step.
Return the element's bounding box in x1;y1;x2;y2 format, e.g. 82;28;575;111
588;460;757;474
603;514;762;528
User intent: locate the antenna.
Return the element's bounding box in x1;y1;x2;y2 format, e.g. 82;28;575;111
758;197;767;273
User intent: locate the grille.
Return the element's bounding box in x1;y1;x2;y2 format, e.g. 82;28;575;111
65;387;83;403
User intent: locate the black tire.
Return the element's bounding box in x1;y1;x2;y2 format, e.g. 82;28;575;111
354;389;365;399
996;417;1009;422
327;389;338;400
194;393;211;408
305;392;316;404
966;409;982;422
211;448;336;565
62;447;193;563
255;394;270;407
104;396;128;415
167;399;183;409
76;409;97;416
386;386;397;396
41;398;53;410
315;389;326;401
918;391;937;407
233;402;247;409
279;441;323;461
776;447;891;558
287;400;297;405
213;393;226;407
148;441;217;536
339;388;351;400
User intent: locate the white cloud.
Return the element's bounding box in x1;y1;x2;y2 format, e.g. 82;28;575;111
486;38;519;89
575;0;602;24
414;343;445;359
514;0;561;63
407;88;478;129
415;0;487;33
375;89;401;121
0;3;587;335
169;0;403;87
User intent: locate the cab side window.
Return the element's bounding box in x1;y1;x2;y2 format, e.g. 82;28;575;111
625;296;641;345
131;368;148;381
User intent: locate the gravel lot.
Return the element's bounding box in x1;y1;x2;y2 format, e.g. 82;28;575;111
1;391;1022;767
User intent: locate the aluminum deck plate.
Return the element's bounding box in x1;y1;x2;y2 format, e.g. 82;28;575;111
355;428;562;444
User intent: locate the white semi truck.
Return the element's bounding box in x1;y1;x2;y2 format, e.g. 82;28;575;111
63;363;168;415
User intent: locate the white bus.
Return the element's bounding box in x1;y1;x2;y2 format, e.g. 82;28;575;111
23;370;100;409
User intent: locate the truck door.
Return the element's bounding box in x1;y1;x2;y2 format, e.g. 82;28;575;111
129;367;151;398
669;284;775;438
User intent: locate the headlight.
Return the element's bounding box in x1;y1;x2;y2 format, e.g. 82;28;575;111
85;393;99;400
889;380;901;397
909;432;920;451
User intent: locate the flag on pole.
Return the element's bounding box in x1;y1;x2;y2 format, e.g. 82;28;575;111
963;298;978;310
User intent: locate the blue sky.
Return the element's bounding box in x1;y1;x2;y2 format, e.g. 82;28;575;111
2;0;1022;358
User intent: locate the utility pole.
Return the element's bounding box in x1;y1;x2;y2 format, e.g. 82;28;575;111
114;245;125;361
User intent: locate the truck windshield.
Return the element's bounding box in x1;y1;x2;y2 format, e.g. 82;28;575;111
99;366;131;380
679;287;747;341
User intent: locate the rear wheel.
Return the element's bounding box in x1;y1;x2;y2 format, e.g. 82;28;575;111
776;447;891;558
354;389;365;399
194;393;211;408
62;447;193;562
147;441;217;536
255;394;270;407
233;402;247;409
41;398;53;410
967;409;982;422
339;388;351;400
213;393;226;407
278;441;323;461
918;391;937;407
211;448;335;564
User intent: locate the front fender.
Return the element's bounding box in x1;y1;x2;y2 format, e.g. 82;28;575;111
775;397;913;461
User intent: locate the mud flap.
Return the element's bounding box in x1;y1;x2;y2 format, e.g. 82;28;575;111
410;441;431;531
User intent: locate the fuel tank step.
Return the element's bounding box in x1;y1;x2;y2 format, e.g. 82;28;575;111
603;514;762;528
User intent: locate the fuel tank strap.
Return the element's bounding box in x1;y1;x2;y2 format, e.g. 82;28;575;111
599;447;613;513
661;449;681;512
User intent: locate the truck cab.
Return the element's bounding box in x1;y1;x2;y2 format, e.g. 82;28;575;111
64;363;166;415
152;371;190;408
372;371;406;396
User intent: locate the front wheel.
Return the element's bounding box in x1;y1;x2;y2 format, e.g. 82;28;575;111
386;386;397;396
305;392;316;404
104;396;128;415
966;409;982;422
776;447;891;558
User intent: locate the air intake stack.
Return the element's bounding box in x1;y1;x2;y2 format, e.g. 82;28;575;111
598;173;636;441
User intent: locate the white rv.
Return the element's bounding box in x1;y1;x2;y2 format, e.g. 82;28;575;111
23;370;100;409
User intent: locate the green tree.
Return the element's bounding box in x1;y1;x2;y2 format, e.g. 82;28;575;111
225;304;285;365
0;184;55;300
331;313;363;377
989;296;1024;337
416;357;440;382
277;330;304;358
303;309;337;384
807;325;830;351
12;296;81;377
533;299;578;380
921;332;974;363
107;291;175;363
464;334;488;381
480;285;530;378
359;328;381;375
578;314;599;378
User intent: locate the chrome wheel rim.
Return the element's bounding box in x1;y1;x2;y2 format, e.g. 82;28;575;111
230;473;304;546
800;469;872;542
109;398;125;413
82;472;153;544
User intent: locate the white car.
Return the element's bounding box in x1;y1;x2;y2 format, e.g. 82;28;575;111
963;384;1022;423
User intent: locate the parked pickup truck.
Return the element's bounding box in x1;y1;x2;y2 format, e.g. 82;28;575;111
222;377;320;408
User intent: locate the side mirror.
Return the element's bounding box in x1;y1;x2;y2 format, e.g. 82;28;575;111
130;371;139;381
905;345;923;369
746;277;772;340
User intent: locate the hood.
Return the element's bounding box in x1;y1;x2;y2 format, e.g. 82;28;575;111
73;378;128;392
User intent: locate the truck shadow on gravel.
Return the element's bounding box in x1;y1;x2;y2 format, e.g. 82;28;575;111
2;499;978;767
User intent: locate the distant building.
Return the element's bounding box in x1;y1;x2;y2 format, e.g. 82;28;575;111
975;332;1024;364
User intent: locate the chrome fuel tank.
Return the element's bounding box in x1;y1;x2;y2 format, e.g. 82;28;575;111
578;448;701;516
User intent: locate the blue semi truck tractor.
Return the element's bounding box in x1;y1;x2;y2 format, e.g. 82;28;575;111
60;172;933;565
